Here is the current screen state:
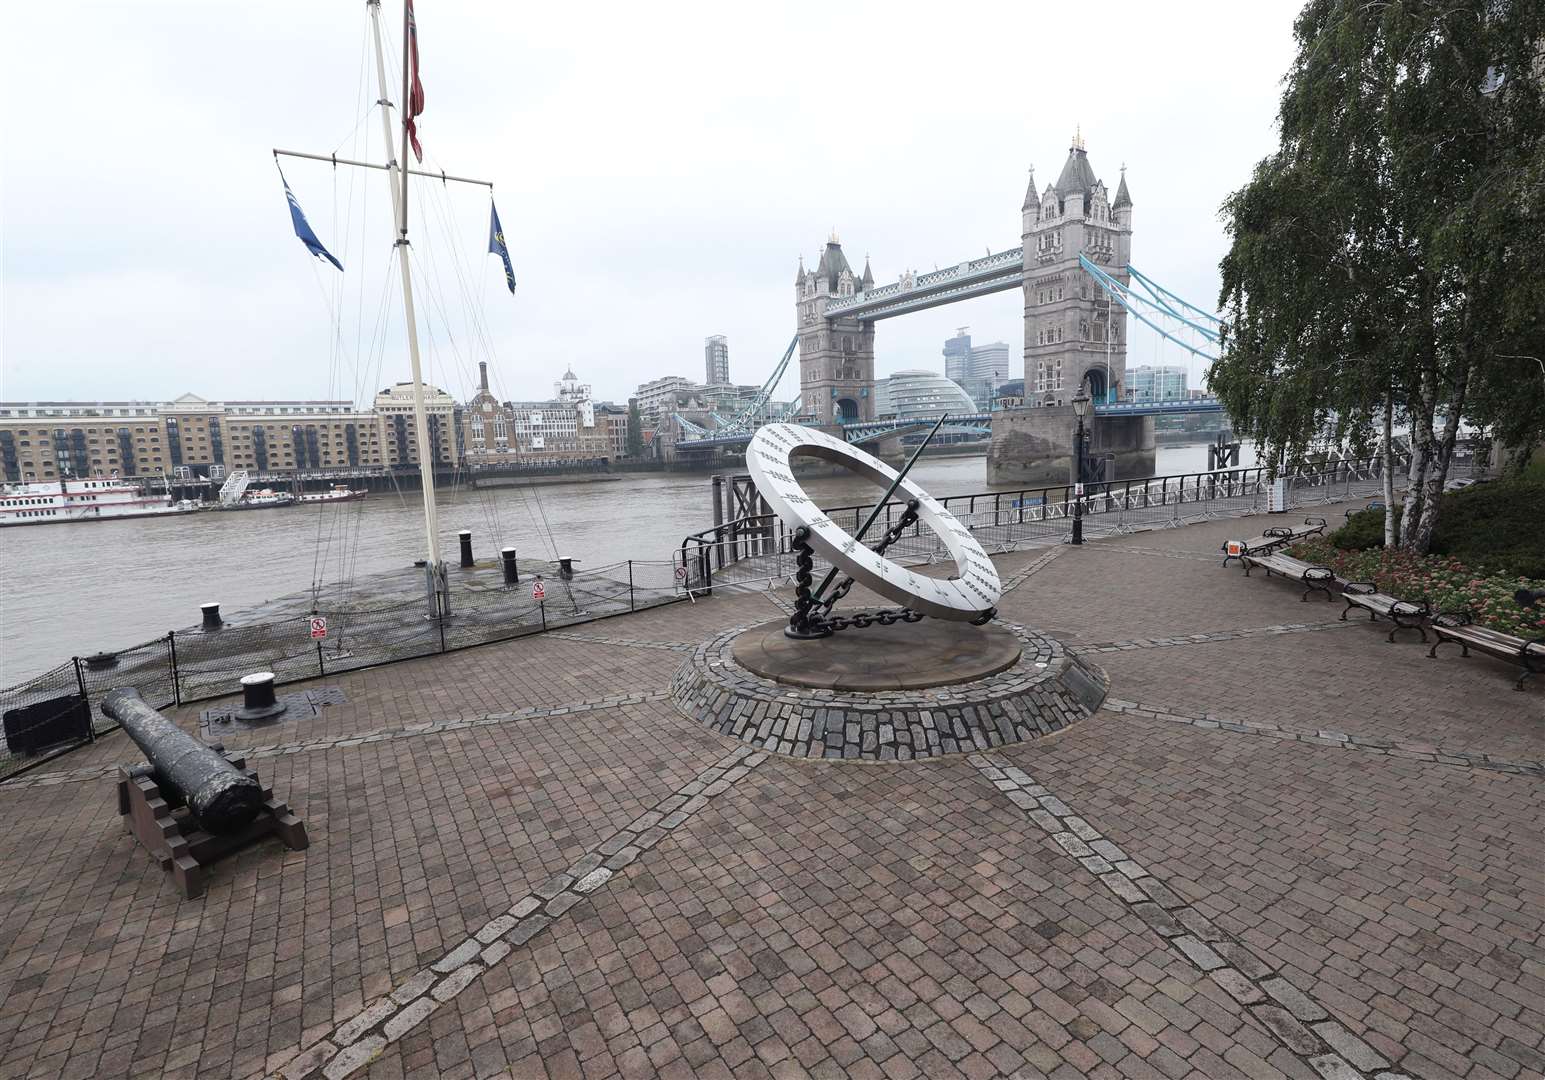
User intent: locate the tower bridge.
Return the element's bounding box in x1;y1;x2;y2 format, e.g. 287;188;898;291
677;131;1225;484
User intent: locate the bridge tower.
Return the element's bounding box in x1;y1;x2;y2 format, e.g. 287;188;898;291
1021;131;1133;405
795;233;876;426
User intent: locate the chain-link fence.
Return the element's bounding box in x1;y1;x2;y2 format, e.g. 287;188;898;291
0;559;691;783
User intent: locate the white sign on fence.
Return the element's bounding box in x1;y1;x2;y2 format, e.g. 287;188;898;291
309;616;328;640
674;565;688;583
531;580;546;602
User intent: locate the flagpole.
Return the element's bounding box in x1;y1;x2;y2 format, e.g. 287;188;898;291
368;0;446;619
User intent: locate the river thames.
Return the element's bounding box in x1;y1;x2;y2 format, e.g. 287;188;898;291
0;444;1251;683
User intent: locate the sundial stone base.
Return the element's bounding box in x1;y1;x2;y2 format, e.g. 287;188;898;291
670;619;1107;761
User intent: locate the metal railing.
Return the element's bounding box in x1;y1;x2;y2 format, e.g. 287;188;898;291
676;451;1480;596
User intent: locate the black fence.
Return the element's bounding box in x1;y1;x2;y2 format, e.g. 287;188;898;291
0;559;688;783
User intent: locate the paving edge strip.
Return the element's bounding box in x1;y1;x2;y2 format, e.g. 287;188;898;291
1104;698;1545;777
999;545;1063;593
1082;619;1355;652
271;743;767;1080
965;753;1415;1080
544;630;694;652
5;689;675;789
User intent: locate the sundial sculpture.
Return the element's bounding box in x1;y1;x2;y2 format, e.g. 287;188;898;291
746;420;1001;638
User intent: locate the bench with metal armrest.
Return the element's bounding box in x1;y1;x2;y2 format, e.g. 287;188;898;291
1239;551;1338;602
1340;582;1431;642
1220;517;1328;567
1427;611;1545;691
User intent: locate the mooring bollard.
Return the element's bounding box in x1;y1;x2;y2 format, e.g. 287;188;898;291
501;547;519;585
558;556;575;581
237;671;286;722
459;530;474;568
200;602;222;631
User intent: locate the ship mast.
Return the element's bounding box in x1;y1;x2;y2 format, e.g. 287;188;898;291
276;1;495;619
368;0;444;618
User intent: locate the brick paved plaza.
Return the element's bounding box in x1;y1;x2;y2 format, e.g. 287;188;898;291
1;500;1540;1080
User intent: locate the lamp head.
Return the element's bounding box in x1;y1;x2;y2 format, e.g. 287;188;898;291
1071;388;1091;420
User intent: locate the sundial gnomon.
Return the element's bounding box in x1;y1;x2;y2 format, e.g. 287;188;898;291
746;422;1001;638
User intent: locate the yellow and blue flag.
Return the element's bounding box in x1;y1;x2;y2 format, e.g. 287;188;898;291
279;167;343;272
488;200;515;294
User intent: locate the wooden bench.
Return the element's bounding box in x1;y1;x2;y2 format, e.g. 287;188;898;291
1428;611;1545;691
1340;582;1430;642
1220;517;1328;567
1240;551;1338;602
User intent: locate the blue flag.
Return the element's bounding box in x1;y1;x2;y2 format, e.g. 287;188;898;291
279;168;343;272
488;201;515;294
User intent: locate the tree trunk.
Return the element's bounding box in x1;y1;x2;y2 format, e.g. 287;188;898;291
1406;350;1472;555
1401;368;1437;550
1381;396;1396;547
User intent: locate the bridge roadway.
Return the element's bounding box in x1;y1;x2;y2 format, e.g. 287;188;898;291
676;398;1223;451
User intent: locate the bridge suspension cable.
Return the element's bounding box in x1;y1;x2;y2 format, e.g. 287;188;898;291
688;333;800;440
1078;254;1220;362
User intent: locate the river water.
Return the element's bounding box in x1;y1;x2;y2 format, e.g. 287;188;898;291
0;443;1251;683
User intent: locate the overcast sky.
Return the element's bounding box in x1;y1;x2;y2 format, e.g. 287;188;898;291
1;1;1300;409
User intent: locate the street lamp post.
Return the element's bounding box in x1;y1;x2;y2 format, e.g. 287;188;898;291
1071;387;1091;546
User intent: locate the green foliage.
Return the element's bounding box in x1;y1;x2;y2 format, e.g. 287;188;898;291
1292;537;1545;637
1430;479;1545;579
625;400;643;458
1212;0;1545;539
1329;507;1400;551
1328;479;1545;577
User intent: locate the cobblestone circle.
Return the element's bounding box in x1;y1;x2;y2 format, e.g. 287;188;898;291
669;620;1108;760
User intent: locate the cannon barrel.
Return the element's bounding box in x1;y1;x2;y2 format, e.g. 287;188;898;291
102;688;264;834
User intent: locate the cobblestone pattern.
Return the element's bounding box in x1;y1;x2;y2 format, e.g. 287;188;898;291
543;630;694;652
1103;697;1545;777
275;744;768;1080
2;689;672;790
669;621;1108;760
966;753;1415;1080
1083;620;1355;653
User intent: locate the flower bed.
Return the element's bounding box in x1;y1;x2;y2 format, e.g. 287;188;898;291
1290;539;1545;638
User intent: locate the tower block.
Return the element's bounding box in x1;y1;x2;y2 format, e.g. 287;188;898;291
795;234;877;426
1021;130;1134;405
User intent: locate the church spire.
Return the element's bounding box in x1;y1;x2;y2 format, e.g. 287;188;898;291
861;256;874;289
795;254;807;285
1022;166;1039;211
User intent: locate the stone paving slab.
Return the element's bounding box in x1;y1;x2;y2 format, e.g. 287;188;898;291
0;704;726;1080
1;496;1540;1080
353;753;1304;1080
1000;712;1545;1080
1094;628;1543;761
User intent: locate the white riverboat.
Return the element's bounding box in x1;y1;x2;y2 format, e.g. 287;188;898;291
297;485;368;504
0;478;200;527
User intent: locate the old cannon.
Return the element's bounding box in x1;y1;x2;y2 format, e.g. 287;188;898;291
103;688;308;897
102;687;264;833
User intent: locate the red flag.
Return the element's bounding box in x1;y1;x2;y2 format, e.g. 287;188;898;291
405;0;425;162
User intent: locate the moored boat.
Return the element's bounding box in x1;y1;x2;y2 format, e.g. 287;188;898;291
210;488;297;511
297;485;368;504
0;478;200;527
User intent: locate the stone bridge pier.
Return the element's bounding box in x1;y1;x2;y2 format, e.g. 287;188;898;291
987;405;1154;487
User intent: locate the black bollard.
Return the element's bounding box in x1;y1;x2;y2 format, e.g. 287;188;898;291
459;530;474;568
200;602;222;631
101;688;264;834
236;671;287;722
558;556;575;581
501;547;519;586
